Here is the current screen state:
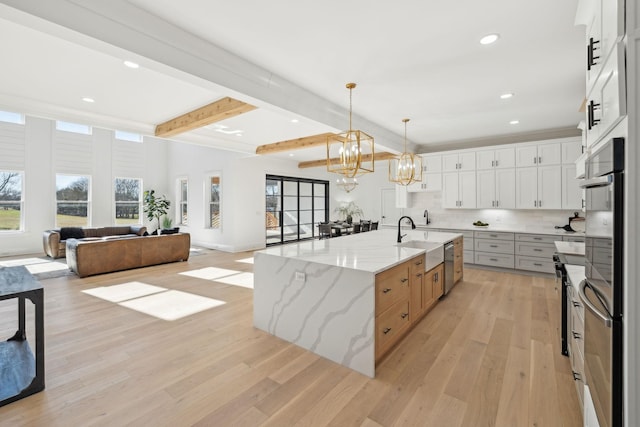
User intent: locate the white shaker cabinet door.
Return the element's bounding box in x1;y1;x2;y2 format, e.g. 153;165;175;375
538;165;562;209
494;147;515;169
515;145;538;167
442;154;459;172
458;171;476;208
423;155;442;173
442;172;459;208
537;142;562;165
495;168;516;209
476;169;496;208
476;151;495;170
458;152;476;171
516;167;538;209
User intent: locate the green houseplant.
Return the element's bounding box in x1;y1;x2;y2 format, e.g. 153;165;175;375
333;201;363;224
143;190;170;235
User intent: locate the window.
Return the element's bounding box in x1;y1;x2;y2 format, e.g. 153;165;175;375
207;175;221;229
114;178;142;225
55;120;92;135
0;171;24;231
115;130;143;143
178;178;188;226
56;174;90;227
0;110;24;125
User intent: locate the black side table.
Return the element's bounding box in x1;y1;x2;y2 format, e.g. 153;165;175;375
0;266;44;407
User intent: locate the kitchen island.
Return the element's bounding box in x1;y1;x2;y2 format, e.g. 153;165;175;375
253;229;461;377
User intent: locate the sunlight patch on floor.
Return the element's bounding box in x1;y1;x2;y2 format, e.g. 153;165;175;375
215;272;254;289
82;282;167;303
179;267;240;280
119;290;225;321
236;257;254;264
0;257;69;275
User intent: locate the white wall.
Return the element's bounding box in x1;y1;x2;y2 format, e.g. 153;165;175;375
0;115;168;256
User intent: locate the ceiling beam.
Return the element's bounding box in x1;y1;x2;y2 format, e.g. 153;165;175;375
255;132;337;154
298;151;397;169
155;97;257;138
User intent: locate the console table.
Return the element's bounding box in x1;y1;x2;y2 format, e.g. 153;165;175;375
0;266;44;407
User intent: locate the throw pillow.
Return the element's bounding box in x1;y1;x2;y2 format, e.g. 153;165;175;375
60;227;85;240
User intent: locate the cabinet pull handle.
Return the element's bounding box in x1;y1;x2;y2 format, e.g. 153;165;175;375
416;273;423;278
533;248;543;252
496;200;499;207
534;200;537;207
495;160;498;167
434;272;438;281
490;245;498;248
383;327;392;334
534;263;543;267
401;313;409;319
538;156;542;164
490;258;498;262
588;100;601;130
572;331;582;339
415;260;423;265
572;301;581;308
533;156;537;164
400;278;408;283
587;37;600;71
489;234;497;237
572;371;582;382
534;237;542;240
491;160;495;167
382;288;392;294
539;200;542;207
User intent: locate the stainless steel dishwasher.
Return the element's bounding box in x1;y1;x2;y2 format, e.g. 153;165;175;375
443;242;454;295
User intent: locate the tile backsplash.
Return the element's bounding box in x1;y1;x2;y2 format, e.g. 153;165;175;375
406;191;581;229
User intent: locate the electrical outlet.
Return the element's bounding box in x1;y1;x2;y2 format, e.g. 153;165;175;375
295;271;306;281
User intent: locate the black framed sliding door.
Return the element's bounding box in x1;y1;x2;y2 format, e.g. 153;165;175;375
265;175;329;246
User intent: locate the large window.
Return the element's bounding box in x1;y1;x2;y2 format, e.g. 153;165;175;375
178;178;188;225
56;174;90;227
207;175;221;229
114;178;142;225
0;171;24;231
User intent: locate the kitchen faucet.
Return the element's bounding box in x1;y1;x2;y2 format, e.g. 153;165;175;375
424;209;430;225
397;216;416;243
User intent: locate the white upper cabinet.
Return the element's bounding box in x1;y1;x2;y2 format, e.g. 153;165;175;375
561;139;583;164
477;168;515;209
515;166;562;210
515;142;561;167
423;154;442;173
442;171;476;208
442;152;475;172
476;147;515;170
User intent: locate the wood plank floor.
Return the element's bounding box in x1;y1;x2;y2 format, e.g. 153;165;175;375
0;249;582;426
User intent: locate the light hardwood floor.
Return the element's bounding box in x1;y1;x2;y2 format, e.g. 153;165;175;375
0;249;582;426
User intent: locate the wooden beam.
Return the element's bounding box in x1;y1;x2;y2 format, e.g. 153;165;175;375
155;97;257;138
256;132;337;154
298;151;397;169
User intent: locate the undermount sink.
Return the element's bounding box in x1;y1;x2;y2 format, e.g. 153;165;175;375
396;240;444;271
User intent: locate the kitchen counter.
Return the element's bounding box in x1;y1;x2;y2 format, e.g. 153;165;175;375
254;229;460;377
554;241;586;256
257;229;460;274
414;223;585;237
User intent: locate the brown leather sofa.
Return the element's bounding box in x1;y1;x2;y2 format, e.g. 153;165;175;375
65;233;190;277
43;225;147;258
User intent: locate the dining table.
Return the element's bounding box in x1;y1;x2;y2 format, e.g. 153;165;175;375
328;222;353;237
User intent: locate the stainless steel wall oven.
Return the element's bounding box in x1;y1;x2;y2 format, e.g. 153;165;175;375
579;137;624;427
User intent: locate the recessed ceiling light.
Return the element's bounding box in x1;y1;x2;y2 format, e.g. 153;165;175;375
235;133;243;137
291;119;299;123
123;60;139;69
510;120;519;125
480;33;500;45
500;93;514;99
82;97;95;103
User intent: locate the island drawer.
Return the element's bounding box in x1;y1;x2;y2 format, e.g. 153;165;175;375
563;236;585;242
515;233;558;244
375;300;410;357
375;263;410;313
474;239;514;254
514;242;556;258
473;231;514;241
474;252;515;269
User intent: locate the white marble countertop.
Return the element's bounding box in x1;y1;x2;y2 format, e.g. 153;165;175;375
565;264;586;293
554;241;586;256
411;223;585;237
256;229;461;274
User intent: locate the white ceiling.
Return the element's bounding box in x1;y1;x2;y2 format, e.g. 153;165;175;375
0;0;584;162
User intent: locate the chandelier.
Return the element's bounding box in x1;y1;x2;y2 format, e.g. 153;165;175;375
336;176;358;193
326;83;375;178
389;118;422;186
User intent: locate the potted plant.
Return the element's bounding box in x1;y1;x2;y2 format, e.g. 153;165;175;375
333;201;363;224
143;190;170;235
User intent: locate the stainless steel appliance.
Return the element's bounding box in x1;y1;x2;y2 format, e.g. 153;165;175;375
443;242;454;295
579;137;624;427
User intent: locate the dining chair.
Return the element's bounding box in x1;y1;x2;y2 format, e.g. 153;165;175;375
361;221;370;232
318;223;332;239
370;221;379;230
352;223;361;233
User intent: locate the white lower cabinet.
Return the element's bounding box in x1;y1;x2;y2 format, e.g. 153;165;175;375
442;171;476;208
515;165;562;209
473;231;515;268
514;233;557;274
477;168;516;209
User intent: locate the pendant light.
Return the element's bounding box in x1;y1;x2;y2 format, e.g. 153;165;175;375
336;176;358;193
389;118;423;186
326;83;375;178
